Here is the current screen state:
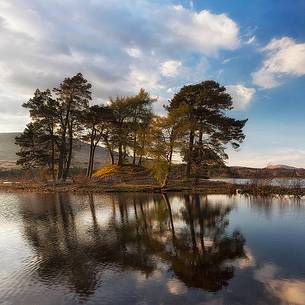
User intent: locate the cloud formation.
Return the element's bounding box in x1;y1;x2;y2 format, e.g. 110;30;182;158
226;84;256;109
161;60;182;77
254;263;305;305
252;37;305;89
166;5;240;55
0;0;242;131
228;148;305;168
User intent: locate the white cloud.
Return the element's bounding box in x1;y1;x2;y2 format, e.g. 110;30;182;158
254;263;305;305
160;60;182;77
252;69;279;89
168;6;240;55
254;264;279;283
0;113;29;132
245;35;256;45
0;0;240;131
167;278;187;295
228;148;305;168
125;47;142;58
226;84;256;109
128;65;164;92
223;57;234;64
269;280;305;305
252;37;305;89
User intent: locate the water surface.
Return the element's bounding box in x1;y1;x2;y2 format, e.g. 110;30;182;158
211;177;305;188
0;192;305;305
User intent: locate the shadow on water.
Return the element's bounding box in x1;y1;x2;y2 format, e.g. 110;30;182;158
18;192;246;299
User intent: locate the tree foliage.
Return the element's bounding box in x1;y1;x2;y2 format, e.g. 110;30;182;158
16;77;247;185
167;80;247;178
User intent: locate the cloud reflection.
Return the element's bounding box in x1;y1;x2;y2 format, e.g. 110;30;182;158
254;263;305;305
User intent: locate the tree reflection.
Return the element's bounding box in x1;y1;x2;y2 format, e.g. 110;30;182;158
163;193;245;292
19;192;246;297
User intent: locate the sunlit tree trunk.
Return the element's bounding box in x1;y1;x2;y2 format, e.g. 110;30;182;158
50;124;56;181
186;130;194;178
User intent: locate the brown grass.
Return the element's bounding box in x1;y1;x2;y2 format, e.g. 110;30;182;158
93;164;119;178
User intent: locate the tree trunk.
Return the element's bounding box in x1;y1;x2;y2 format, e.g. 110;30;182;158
132;133;137;165
57;152;63;181
87;139;94;177
59;98;72;182
137;133;146;166
118;143;123;166
162;193;176;241
89;145;97;178
186;130;194;178
161;143;173;188
88;193;97;226
103;136;115;165
51;126;55;181
139;202;148;235
123;145;127;162
195;194;205;252
57;134;66;181
63;129;73;180
109;149;114;165
87;128;95;178
185;195;197;253
107;145;114;165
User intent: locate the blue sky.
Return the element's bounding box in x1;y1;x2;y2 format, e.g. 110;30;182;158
0;0;304;167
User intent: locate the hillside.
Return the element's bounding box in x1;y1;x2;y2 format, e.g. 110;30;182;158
211;165;305;178
0;133;111;170
265;164;297;170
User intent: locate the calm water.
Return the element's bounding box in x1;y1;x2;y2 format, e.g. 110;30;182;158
1;192;305;305
211;177;305;188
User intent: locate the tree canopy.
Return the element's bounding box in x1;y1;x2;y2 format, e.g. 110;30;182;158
16;76;247;184
167;80;247;178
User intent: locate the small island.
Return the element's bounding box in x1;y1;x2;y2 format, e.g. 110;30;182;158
0;75;304;197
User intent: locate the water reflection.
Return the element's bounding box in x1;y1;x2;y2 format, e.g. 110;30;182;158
1;192;305;304
254;263;305;305
19;193;246;297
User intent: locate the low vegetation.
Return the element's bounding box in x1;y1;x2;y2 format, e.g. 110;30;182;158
93;164;119;178
237;176;305;198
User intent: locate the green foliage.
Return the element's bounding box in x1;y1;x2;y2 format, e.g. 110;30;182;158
108;89;155;165
53;73;92;180
82;105;114;177
16;73;92;181
146;160;169;185
15;122;51;169
18;76;247;183
167;80;247;177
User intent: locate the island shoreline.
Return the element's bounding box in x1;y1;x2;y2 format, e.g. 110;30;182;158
0;179;304;197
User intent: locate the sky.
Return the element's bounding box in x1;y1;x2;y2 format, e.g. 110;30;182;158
0;0;305;168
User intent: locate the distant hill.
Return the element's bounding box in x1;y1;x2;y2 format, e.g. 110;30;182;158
0;132;111;170
212;165;305;178
0;133;304;178
265;164;297;170
0;133;20;169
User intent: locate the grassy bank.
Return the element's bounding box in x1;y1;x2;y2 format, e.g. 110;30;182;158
1;179;304;197
0;178;237;195
0;164;303;197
